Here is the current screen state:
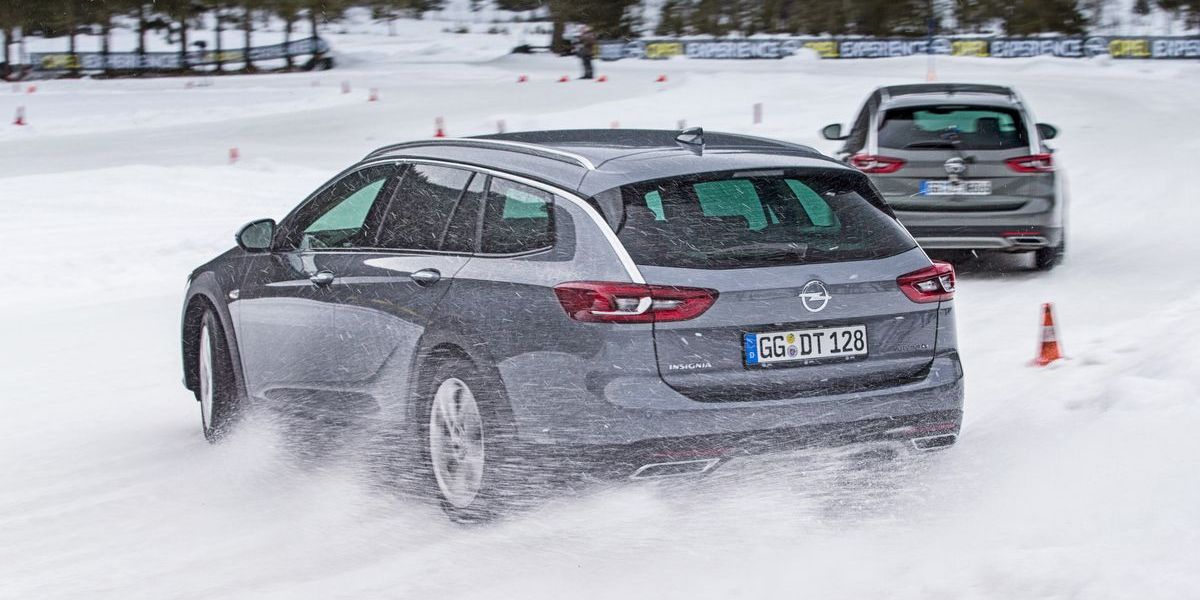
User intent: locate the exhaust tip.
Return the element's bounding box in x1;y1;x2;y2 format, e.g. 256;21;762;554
630;458;721;479
911;434;957;451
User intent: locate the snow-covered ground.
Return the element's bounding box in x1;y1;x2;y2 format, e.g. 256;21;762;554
3;20;1200;599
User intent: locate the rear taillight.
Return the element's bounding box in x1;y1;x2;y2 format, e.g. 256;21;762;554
850;154;906;174
553;281;718;323
897;261;956;303
1005;153;1054;173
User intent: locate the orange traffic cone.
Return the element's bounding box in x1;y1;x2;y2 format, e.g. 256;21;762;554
596;75;607;82
517;74;528;83
229;147;239;164
26;84;37;94
12;106;25;126
558;75;570;83
655;74;667;83
1031;303;1064;366
368;88;379;102
433;116;446;138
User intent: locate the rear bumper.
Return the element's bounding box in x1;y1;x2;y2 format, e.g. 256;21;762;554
503;352;964;448
552;409;963;480
905;225;1063;251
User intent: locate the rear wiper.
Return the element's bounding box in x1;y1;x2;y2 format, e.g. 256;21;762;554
702;243;808;260
904;141;957;149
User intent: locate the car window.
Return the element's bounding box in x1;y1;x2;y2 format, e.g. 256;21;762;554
480;178;553;255
440;173;487;253
614;170;912;270
286;164;397;250
878;105;1028;150
376;164;473;251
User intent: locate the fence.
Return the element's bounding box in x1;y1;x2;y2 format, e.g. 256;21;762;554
27;37;331;73
599;36;1200;61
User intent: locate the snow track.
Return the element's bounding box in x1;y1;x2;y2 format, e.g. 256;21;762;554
2;29;1199;598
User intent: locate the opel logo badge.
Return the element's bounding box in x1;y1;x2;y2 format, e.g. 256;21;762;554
799;280;831;313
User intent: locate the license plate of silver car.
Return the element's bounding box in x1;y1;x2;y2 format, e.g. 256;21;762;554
920;180;992;195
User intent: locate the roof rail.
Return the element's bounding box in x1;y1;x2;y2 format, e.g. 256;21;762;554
363;138;596;170
881;83;1017;100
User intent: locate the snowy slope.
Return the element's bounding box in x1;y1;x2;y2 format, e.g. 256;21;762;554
2;25;1200;599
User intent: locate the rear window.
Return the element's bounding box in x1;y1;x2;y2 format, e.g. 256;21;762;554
613;170;914;270
878;105;1028;151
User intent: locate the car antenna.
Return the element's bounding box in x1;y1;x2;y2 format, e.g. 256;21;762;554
675;127;704;156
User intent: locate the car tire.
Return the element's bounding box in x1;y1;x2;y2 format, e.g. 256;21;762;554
1034;242;1065;271
196;309;242;443
418;357;523;523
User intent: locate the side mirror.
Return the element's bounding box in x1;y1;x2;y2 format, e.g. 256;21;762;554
1036;123;1058;140
236;218;275;252
820;123;847;141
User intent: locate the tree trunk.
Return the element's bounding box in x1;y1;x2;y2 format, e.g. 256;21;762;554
551;19;566;54
284;16;293;70
137;5;147;61
101;18;112;77
214;8;223;73
309;8;323;67
179;16;189;74
68;2;79;77
243;6;255;72
2;27;11;71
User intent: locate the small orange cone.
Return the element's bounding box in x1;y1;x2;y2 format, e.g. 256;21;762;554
655;74;667;83
228;147;239;164
1031;303;1064;366
517;74;528;83
27;85;37;94
596;75;607;82
13;106;26;126
433;116;446;138
368;88;379;102
558;75;570;83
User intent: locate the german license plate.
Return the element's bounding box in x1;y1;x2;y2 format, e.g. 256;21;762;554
920;180;992;195
744;325;868;366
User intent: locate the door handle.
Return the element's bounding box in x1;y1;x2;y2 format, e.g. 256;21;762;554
309;270;335;287
409;268;441;287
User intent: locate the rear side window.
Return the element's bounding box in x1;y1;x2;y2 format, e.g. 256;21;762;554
878;105;1028;151
614;170;913;270
480;178;553;255
376;164;472;251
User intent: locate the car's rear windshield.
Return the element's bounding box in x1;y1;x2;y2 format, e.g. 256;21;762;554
879;104;1028;151
611;170;915;270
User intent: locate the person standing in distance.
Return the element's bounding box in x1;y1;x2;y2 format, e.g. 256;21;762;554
576;25;596;80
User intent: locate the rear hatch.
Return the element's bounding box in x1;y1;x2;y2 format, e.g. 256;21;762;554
613;168;945;402
863;103;1050;212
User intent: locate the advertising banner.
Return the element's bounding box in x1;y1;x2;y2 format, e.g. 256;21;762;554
29;37;330;72
600;36;1200;61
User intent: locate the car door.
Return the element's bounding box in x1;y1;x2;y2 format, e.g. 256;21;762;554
311;163;482;417
233;163;401;406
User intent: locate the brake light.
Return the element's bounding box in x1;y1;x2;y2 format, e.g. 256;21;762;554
553;281;718;323
897;261;956;303
850;154;906;174
1005;153;1054;173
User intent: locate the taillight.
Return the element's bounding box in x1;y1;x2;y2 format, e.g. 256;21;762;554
897;261;956;303
850;154;906;174
1005;153;1054;173
553;281;718;323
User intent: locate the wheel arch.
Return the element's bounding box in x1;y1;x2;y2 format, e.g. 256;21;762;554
406;336;517;433
181;273;246;398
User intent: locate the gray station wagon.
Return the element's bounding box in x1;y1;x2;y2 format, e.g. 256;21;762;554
822;83;1067;270
181;129;965;521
